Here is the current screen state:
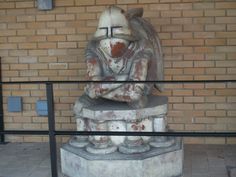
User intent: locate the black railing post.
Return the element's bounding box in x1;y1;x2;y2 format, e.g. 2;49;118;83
0;57;5;144
46;82;58;177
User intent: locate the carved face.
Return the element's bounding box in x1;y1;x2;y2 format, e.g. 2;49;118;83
94;6;133;58
100;38;129;58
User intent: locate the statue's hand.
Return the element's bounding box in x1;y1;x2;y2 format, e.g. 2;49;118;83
85;84;102;99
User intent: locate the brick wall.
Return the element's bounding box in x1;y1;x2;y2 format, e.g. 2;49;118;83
0;0;235;144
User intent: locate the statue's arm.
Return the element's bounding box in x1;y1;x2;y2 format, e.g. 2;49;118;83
102;58;149;102
85;58;123;98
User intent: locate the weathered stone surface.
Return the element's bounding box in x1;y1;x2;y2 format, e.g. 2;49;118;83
61;138;183;177
82;96;168;121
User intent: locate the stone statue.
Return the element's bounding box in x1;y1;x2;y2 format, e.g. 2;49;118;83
70;5;165;151
61;6;183;177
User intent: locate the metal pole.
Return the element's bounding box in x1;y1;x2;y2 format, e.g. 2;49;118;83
0;57;5;144
46;83;58;177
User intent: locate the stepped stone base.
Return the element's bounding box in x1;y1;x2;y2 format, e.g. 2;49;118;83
61;137;183;177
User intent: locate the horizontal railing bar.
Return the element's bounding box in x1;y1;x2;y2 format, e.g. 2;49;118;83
0;130;236;137
0;80;235;85
0;130;49;135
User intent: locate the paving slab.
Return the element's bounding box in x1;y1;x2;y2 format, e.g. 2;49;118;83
0;143;236;177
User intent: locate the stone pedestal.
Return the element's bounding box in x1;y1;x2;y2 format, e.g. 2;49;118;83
61;138;183;177
61;96;184;177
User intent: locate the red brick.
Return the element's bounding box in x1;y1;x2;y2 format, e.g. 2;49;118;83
58;42;77;49
0;16;16;23
206;53;226;61
27;22;45;29
205;10;225;17
0;2;15;9
37;29;55;35
173;90;193;96
66;7;85;13
173;104;194;110
149;4;170;10
183;10;203;17
193;17;214;24
194;32;215;38
171;3;192;10
184;68;204;75
216;46;236;53
184;97;204;103
17;29;35;36
184;39;204;46
36;15;55;21
16;1;34;8
161;11;181;17
55;0;74;7
0;43;17;49
216;32;236;38
195;104;215;110
193;2;214;9
173;47;193;54
173;75;193;80
56;14;75;21
165;69;183;75
17;15;35;22
228;68;236;74
18;43;37;49
206;39;226;46
96;0;115;5
205;24;226;32
75;0;95;6
38;42;56;49
57;28;76;35
160;0;181;2
117;0;137;4
9;50;27;57
184;83;204;89
228;39;236;45
206;68;226;75
184;24;204;32
150;18;171;25
227;9;236;16
8;23;25;29
195;47;215;53
8;36;26;43
172;18;192;24
173;32;193;39
47;35;66;42
195;90;215;96
216;17;236;24
162;40;182;46
206;96;226;103
216;2;236;9
0;30;16;36
194;75;215;80
161;25;182;32
184;54;204;61
216;89;236;96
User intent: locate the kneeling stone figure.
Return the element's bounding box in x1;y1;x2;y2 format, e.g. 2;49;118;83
70;5;173;154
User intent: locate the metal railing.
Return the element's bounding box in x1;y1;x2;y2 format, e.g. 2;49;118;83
0;80;236;177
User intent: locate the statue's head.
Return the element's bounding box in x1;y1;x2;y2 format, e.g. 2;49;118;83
94;6;136;58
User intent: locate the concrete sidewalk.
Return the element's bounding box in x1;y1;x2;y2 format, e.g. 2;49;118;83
0;143;235;177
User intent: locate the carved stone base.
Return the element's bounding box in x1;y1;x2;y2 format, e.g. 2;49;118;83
86;143;117;154
61;137;183;177
150;137;175;148
69;136;89;148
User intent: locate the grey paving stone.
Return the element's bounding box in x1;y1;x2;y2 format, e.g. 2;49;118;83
230;168;236;177
28;167;51;177
0;143;236;177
